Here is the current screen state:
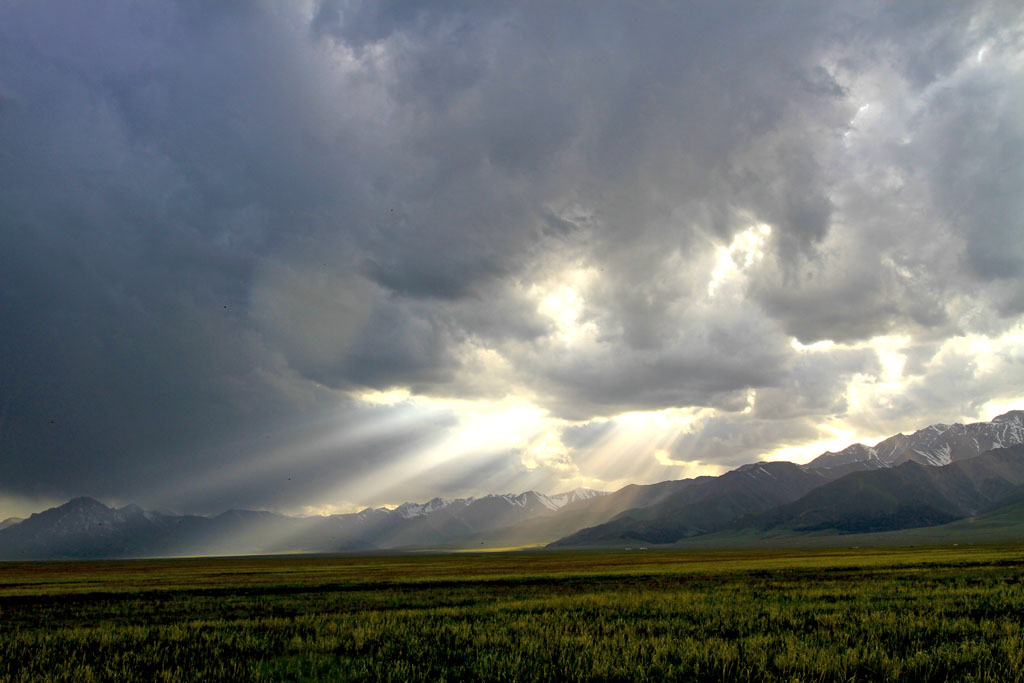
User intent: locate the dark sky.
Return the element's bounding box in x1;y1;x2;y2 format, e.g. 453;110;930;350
1;1;1022;518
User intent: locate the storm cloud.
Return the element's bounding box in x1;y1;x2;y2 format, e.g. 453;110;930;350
1;1;1023;515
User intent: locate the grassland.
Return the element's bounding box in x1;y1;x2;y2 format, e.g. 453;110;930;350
2;545;1024;681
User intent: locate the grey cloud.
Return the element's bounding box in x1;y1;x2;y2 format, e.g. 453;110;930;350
752;348;880;421
668;416;825;468
250;262;376;380
903;343;940;376
745;21;1024;345
560;421;616;451
0;0;342;505
310;0;455;49
748;244;923;344
918;70;1024;283
1;0;1022;509
529;320;791;421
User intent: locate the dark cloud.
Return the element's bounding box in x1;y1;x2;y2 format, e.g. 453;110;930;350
668;415;825;469
1;0;1022;512
560;421;616;451
526;310;793;420
751;348;881;421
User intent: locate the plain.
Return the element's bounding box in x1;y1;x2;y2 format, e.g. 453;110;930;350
2;545;1024;682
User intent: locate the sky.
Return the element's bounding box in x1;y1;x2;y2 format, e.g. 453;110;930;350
1;1;1023;519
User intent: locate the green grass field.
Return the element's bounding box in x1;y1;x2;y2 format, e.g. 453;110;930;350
3;545;1024;681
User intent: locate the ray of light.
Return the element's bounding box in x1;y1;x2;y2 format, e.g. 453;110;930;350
145;398;446;511
309;397;550;509
558;408;725;493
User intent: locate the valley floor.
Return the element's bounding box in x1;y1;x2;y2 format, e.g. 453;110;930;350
2;545;1024;681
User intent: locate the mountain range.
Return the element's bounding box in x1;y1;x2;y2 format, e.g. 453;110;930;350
0;487;607;559
552;411;1024;546
2;410;1023;559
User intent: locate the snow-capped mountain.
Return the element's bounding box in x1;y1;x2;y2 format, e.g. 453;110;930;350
393;497;472;519
808;411;1024;470
548;488;605;508
742;445;1024;536
476;490;595;512
390;488;606;518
